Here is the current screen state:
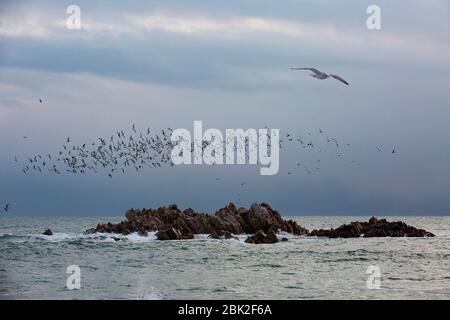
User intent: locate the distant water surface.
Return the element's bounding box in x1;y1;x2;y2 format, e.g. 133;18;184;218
1;216;449;299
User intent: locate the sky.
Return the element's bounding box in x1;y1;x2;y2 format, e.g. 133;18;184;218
0;0;450;216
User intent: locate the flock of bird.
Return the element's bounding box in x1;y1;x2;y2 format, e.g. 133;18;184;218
15;123;396;179
1;67;398;214
19;124;176;178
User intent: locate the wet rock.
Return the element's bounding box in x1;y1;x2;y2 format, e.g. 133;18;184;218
309;217;434;238
281;237;289;242
83;228;96;235
42;229;53;236
245;230;278;244
208;230;239;241
138;229;148;237
156;227;193;240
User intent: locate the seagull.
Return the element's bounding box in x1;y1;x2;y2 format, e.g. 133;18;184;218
329;137;339;148
291;67;349;85
3;204;11;212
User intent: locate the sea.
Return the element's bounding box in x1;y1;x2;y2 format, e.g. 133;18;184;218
1;216;449;300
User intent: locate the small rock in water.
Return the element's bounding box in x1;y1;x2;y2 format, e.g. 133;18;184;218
208;230;239;241
42;229;53;236
156;227;193;240
245;230;278;244
138;229;148;237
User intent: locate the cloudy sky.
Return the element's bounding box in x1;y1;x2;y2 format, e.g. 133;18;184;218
1;0;449;216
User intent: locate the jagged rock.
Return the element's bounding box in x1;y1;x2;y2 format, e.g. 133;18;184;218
309;217;434;238
88;202;309;239
208;230;239;240
245;230;278;244
42;229;53;236
155;227;193;240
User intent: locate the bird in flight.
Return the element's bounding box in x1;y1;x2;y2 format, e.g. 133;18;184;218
3;204;11;212
291;67;349;86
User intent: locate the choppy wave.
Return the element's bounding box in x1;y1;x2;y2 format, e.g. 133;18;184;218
0;231;160;243
2;231;251;243
1;231;294;244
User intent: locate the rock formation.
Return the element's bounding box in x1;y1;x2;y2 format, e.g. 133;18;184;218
87;202;309;241
309;217;435;238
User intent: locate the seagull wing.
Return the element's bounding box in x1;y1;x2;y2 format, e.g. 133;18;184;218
330;74;349;85
291;67;322;75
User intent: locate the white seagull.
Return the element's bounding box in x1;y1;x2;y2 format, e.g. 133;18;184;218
291;67;349;86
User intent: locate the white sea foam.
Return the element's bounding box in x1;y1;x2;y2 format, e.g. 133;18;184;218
30;231;252;243
31;231;159;242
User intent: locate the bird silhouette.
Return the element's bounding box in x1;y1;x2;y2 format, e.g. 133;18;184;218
291;67;349;85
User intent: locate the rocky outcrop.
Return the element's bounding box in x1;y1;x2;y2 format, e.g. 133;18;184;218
87;206;434;241
42;229;53;236
245;230;278;244
309;217;434;238
88;202;309;240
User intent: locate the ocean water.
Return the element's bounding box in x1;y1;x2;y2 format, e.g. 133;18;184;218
0;216;449;300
